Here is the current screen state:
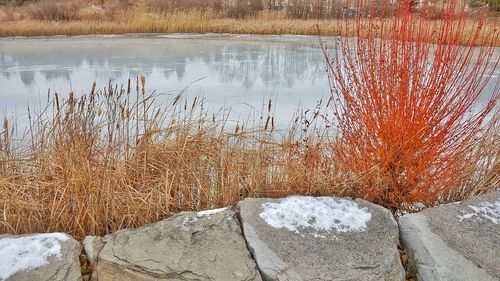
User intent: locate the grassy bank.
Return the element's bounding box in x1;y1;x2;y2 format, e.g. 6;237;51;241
0;5;498;46
0;10;341;36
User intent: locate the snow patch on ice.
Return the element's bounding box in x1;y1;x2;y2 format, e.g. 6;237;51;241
0;233;69;280
259;196;372;234
457;199;500;224
197;207;228;217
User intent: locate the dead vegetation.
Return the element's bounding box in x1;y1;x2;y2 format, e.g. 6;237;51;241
0;74;497;239
0;0;499;46
0;78;353;239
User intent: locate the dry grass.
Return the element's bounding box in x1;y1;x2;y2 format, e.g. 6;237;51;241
0;77;498;239
0;9;338;36
0;7;498;45
0;78;352;240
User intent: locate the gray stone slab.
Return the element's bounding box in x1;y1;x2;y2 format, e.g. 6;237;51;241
91;208;262;281
238;196;405;281
0;233;83;281
399;191;500;281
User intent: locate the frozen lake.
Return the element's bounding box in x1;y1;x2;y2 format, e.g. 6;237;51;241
0;34;498;129
0;34;332;128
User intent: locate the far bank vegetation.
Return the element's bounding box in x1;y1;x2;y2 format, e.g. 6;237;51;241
0;0;498;44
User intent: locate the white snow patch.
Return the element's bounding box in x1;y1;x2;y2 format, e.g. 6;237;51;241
458;213;475;220
197;207;228;217
259;196;372;234
180;216;199;230
457;199;500;224
313;233;327;239
0;233;69;280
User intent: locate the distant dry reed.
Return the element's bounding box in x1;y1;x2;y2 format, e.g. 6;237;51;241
0;7;498;46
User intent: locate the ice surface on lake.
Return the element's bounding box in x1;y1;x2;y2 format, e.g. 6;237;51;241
0;233;69;280
259;196;372;234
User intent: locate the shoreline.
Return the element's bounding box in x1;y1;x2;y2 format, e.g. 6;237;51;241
0;15;498;46
0;32;333;42
1;30;499;49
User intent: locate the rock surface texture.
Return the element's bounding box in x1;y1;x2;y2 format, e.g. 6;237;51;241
0;233;82;281
238;196;405;281
399;191;500;281
89;208;262;281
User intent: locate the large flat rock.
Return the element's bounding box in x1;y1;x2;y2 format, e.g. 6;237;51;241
238;196;405;281
0;233;82;281
88;208;262;281
399;191;500;281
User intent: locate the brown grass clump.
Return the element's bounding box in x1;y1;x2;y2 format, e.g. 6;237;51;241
0;78;349;239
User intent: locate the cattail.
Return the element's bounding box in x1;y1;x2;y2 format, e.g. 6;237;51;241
172;93;181;106
55;93;60;112
68;92;75;114
140;75;146;96
191;97;197;110
2;119;8;151
90;82;96;96
264;116;270;131
2;118;7;132
120;105;126;119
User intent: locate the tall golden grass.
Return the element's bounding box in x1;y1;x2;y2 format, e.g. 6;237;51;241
0;78;351;239
0;77;498;239
0;9;334;36
0;7;498;46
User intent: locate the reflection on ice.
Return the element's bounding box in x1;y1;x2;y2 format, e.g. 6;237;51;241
0;34;497;130
0;35;331;128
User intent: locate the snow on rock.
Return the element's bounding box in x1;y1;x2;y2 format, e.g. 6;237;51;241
0;233;69;280
259;196;372;233
238;197;404;281
197;207;228;217
458;199;500;224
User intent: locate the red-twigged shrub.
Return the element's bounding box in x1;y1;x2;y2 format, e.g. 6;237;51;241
322;0;499;211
